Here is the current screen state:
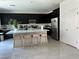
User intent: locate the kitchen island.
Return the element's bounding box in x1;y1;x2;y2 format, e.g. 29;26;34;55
12;29;48;48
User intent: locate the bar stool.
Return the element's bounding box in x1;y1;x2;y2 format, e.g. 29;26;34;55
32;33;40;45
23;34;32;47
13;34;23;48
40;33;48;44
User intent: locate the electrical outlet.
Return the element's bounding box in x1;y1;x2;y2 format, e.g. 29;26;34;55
66;29;68;31
76;41;78;44
76;27;78;29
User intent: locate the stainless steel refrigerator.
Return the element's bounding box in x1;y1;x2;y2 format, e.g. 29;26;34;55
51;18;58;40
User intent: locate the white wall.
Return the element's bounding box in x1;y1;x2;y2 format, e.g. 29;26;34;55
60;0;79;49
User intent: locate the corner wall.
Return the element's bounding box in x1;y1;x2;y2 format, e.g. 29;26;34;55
60;0;79;49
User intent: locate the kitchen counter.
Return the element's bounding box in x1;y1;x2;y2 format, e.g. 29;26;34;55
14;29;48;34
13;29;48;48
6;29;49;34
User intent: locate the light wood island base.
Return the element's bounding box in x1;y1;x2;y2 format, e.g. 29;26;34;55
13;31;48;48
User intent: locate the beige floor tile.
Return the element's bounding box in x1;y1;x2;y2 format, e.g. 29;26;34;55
0;37;79;59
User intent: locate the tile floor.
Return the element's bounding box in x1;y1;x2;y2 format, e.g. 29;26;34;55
0;37;79;59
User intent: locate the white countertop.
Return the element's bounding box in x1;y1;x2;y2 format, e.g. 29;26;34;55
6;29;49;34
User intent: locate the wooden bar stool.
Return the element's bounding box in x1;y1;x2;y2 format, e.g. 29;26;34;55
32;33;40;45
23;34;32;47
13;34;23;48
40;33;48;44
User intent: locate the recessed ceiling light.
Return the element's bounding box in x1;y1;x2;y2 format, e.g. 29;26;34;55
9;4;15;6
30;1;33;3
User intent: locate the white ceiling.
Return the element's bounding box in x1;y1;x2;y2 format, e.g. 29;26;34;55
0;0;64;14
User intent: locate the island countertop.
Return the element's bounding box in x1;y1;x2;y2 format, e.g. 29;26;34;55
6;29;49;34
12;29;48;48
